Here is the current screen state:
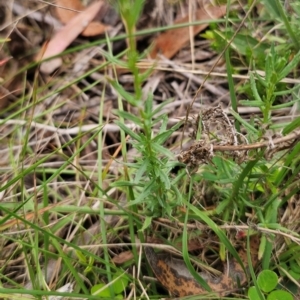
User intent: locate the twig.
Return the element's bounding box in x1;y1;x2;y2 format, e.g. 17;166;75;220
209;130;300;151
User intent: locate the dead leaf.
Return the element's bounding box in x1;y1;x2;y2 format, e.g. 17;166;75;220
150;4;226;59
145;235;260;297
112;250;134;265
39;1;109;73
55;0;110;36
145;246;208;296
55;0;84;23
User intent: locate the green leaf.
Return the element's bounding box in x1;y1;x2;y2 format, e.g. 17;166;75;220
182;205;211;292
126;179;155;206
110;181;142;187
267;290;294;300
112;272;129;294
230;109;259;134
247;235;266;300
187;203;247;275
158;115;168;134
139;216;152;232
139;65;155;82
153;121;183;145
250;72;263;103
108;78;137;106
232;155;261;200
151;142;173;159
290;260;300;274
134;160;148;183
75;250;87;264
275;87;300;96
115;121;142;142
91;283;111;297
151;98;174;117
271;98;300;110
156;168;171;189
274;142;300;186
278;50;300;81
248;286;263;300
289;269;300;280
256;72;267;88
114;110;143;126
152;130;175;145
145;93;153;116
240;100;265;107
258;235;267;261
282;116;300;135
170;184;183;206
257;270;278;293
215;30;268;58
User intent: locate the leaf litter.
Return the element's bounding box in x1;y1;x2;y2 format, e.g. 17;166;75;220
0;0;300;299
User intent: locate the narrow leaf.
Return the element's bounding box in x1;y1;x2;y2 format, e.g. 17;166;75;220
115;121;142;142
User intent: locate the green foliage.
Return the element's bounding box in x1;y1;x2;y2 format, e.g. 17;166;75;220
257;270;278;293
91;271;129;298
194;6;300;295
196;41;300;230
240;45;300;130
277;243;300;295
205;29;269;68
248;270;294;300
112;95;184;216
263;0;299;50
109;1;185;218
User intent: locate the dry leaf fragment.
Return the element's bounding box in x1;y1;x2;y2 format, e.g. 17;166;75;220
39;1;109;73
150;4;226;59
145;246;208;296
112;250;134;265
145;235;260;297
55;0;84;23
55;0;110;36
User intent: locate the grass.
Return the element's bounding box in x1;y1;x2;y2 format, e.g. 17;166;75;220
1;0;300;299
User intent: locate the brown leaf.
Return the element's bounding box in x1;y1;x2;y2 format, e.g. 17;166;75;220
39;1;109;73
55;0;85;23
55;0;110;36
145;235;260;297
145;247;208;296
150;4;226;59
112;250;134;265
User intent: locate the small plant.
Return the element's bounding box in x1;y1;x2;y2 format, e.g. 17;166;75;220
239;44;300;133
91;271;129;299
111;94;184;217
109;0;185;219
248;270;294;300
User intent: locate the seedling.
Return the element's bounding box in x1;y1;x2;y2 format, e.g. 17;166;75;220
248;270;294;300
91;271;129;299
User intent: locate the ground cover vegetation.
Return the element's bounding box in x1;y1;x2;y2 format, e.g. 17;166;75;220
1;0;300;299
